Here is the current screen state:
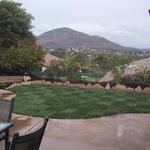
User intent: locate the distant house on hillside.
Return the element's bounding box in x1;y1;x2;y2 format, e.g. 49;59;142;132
42;54;63;72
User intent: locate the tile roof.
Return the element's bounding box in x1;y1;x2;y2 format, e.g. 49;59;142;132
43;54;62;67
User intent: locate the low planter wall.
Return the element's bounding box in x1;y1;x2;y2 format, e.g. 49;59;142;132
6;80;150;94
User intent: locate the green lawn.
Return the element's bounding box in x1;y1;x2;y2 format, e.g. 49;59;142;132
11;85;150;119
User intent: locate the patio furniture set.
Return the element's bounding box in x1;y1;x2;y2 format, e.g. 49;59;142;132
0;90;48;150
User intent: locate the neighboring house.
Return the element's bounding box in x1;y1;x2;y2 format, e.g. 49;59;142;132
124;57;150;76
42;54;63;72
99;57;150;83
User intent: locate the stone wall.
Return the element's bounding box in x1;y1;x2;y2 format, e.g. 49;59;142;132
6;80;150;94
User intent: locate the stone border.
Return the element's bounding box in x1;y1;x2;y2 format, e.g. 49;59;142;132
6;80;150;94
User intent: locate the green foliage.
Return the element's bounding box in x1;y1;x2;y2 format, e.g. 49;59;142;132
63;53;83;81
115;69;150;88
0;80;5;88
132;69;150;88
44;53;84;82
94;53;133;71
113;65;128;83
0;0;33;49
0;47;44;74
50;49;67;58
44;61;64;79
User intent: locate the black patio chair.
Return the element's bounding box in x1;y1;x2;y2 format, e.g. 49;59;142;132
0;98;15;123
0;98;15;145
9;117;49;150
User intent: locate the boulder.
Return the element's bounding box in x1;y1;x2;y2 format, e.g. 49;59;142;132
134;86;142;93
112;84;127;91
92;83;104;89
44;81;52;85
105;83;110;90
142;87;150;94
85;84;94;89
126;87;134;92
67;83;85;88
54;82;63;86
31;80;42;85
64;81;72;87
22;81;31;85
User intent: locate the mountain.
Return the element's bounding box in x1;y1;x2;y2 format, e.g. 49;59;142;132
37;27;137;51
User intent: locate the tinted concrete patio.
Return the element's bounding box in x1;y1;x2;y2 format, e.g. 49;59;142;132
1;113;150;150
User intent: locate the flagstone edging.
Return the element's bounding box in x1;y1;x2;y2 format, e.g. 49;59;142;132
6;80;150;94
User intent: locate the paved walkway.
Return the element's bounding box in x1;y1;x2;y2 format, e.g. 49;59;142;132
1;113;150;150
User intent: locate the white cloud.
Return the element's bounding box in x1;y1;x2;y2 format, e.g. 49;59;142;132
15;0;150;48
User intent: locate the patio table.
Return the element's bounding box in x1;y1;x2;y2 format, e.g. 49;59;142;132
0;122;13;150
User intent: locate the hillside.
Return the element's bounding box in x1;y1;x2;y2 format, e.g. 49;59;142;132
37;27;136;51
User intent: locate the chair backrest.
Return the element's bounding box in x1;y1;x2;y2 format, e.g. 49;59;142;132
0;98;15;122
9;117;49;150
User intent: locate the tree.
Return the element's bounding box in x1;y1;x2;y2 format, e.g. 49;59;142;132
44;61;64;79
94;53;133;72
63;53;83;81
0;0;33;50
0;47;45;75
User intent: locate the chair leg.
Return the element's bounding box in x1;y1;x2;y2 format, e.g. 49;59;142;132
5;130;9;150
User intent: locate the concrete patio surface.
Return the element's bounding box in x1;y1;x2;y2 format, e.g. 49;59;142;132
1;113;150;150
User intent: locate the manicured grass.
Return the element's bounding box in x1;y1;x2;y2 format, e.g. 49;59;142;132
11;85;150;119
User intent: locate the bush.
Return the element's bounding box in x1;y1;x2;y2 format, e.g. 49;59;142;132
94;53;133;71
121;69;150;88
113;65;127;84
0;47;44;75
0;80;5;89
44;61;64;80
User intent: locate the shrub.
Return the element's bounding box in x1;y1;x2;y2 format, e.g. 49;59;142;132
121;69;150;88
44;61;64;80
132;69;150;88
0;80;5;89
113;65;127;84
0;47;44;75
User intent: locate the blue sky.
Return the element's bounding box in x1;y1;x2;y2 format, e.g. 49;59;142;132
14;0;150;48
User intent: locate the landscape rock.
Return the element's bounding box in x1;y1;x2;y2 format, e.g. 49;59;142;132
85;84;94;89
92;83;104;89
126;87;134;92
142;87;150;94
22;81;31;85
105;83;110;90
64;81;72;87
44;81;52;85
112;84;127;91
31;80;42;85
134;86;142;93
54;82;63;86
